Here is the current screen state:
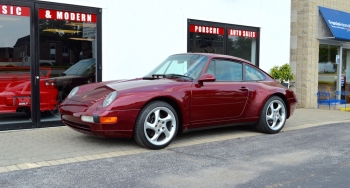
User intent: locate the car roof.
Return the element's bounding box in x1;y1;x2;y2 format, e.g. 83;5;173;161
172;53;252;64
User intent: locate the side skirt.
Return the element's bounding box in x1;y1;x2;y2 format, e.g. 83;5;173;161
181;122;256;133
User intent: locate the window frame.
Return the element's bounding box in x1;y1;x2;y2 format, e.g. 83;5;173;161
207;58;243;82
244;64;266;81
187;19;260;67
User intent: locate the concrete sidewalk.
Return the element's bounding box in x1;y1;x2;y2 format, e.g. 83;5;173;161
1;108;350;173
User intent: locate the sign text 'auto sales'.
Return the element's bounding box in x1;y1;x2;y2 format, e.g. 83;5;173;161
39;9;97;23
228;29;257;38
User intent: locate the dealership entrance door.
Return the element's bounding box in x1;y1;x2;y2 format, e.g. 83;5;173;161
0;1;36;130
318;43;350;106
0;0;101;131
35;3;101;127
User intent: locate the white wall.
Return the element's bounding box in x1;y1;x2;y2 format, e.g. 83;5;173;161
41;0;291;80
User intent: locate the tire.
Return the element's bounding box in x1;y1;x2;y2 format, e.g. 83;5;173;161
255;96;287;134
49;94;63;117
134;101;178;150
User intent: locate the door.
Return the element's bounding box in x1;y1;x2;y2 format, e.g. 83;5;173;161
34;3;101;127
341;48;350;102
0;1;36;130
191;59;249;127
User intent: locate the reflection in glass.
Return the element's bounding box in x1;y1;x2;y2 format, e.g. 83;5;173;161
318;44;338;100
0;11;32;125
207;59;242;81
342;49;350;103
146;54;207;79
39;13;98;122
189;33;224;54
228;36;256;65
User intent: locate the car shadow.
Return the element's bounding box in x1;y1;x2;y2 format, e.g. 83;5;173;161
64;124;257;152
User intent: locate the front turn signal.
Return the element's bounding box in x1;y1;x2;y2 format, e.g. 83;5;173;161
99;116;118;124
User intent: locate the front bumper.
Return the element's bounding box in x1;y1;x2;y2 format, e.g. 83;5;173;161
59;104;140;138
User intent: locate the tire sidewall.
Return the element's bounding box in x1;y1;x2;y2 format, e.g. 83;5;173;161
134;101;178;149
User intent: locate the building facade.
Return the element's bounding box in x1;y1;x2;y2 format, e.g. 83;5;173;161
291;0;350;108
0;0;291;130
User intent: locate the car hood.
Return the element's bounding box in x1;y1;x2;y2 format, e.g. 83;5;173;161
105;78;189;91
68;78;191;103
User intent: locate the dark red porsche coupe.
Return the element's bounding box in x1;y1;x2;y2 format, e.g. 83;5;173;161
59;53;298;149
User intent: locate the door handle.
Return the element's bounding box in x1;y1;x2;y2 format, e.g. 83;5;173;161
35;76;39;85
239;86;248;91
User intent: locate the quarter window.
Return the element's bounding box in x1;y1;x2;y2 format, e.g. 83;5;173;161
245;65;265;81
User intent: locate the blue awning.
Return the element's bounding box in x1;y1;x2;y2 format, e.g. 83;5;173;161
319;6;350;41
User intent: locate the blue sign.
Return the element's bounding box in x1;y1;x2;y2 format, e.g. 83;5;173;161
319;6;350;41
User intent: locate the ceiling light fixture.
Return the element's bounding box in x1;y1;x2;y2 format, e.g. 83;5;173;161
69;37;95;41
43;29;81;34
66;22;96;28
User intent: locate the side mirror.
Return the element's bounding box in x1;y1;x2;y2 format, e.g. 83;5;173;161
198;73;216;86
59;72;66;76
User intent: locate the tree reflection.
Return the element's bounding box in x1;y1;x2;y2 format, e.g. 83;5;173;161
228;37;252;62
39;19;93;65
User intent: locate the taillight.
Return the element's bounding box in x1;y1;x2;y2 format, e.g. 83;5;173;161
45;80;56;89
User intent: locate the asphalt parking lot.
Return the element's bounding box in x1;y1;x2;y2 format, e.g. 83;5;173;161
1;108;350;174
0;122;349;187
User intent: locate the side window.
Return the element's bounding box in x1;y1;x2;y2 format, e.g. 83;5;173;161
245;65;265;81
207;59;242;81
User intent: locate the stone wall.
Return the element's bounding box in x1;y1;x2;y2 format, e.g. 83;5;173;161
291;0;350;108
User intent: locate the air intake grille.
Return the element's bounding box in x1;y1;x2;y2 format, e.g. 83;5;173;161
63;119;91;133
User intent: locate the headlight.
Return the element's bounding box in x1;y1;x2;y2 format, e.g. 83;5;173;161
102;91;118;108
68;86;79;99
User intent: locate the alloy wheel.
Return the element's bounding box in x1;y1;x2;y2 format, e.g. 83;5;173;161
143;106;177;146
265;100;286;131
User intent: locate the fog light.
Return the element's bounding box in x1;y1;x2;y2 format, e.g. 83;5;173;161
81;115;94;123
81;115;118;124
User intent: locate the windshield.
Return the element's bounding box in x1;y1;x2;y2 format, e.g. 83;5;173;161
64;59;96;76
146;54;208;79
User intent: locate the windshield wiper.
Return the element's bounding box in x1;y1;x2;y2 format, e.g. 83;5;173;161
164;74;193;80
145;74;193;80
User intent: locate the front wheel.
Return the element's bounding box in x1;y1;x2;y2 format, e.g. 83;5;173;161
134;101;178;149
255;96;287;134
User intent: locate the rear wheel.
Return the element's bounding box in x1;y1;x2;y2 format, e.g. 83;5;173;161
134;101;178;149
255;96;286;134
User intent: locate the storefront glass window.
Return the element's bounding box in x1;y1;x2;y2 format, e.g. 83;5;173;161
188;20;260;66
38;8;98;122
341;48;350;103
188;24;224;54
0;5;32;125
318;44;338;96
227;29;257;65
